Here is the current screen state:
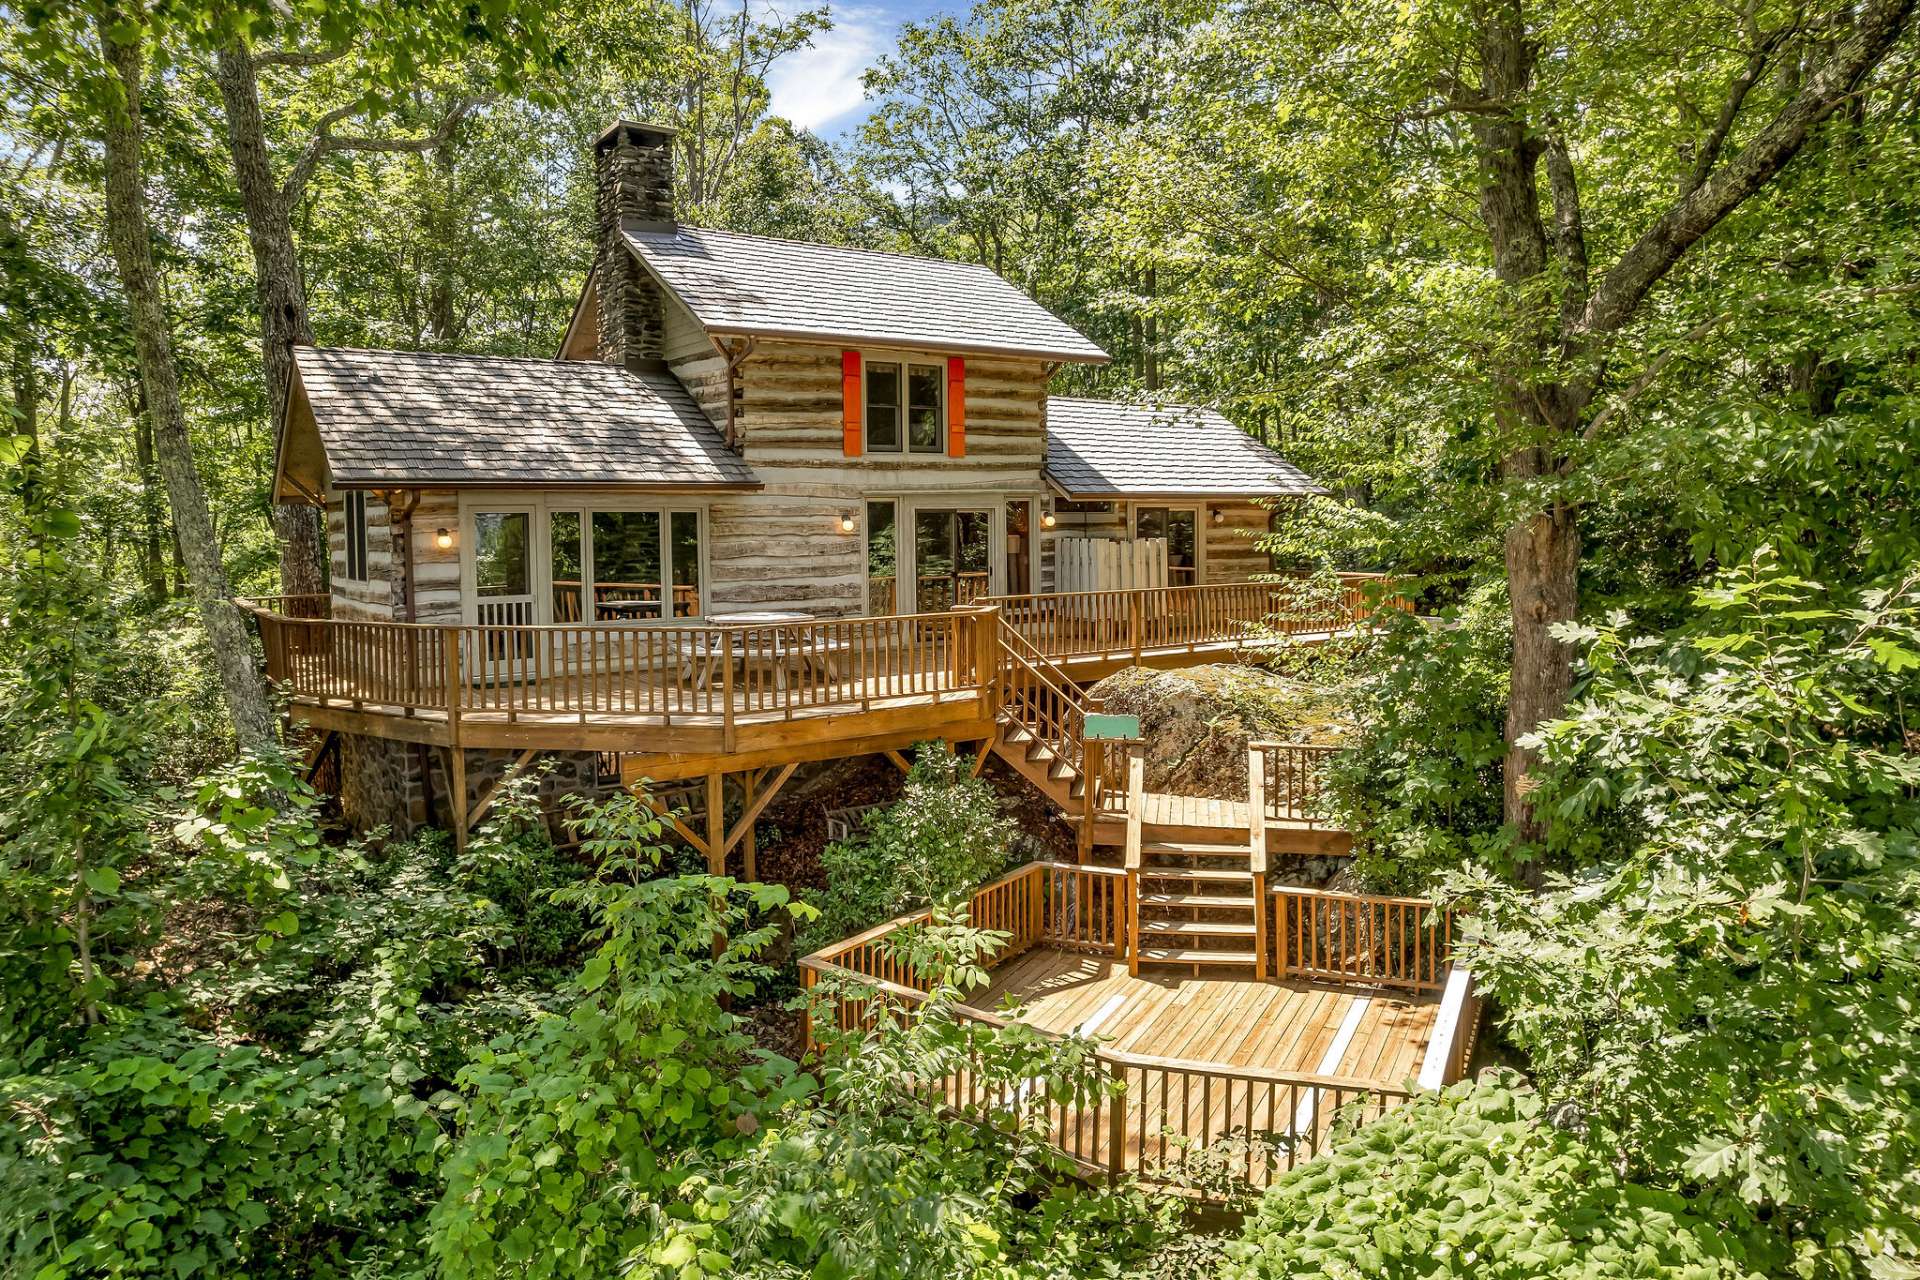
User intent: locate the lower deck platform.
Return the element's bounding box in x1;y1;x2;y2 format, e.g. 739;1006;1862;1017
979;947;1437;1087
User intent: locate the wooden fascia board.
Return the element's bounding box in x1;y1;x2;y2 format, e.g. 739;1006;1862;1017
555;268;598;361
274;363;332;506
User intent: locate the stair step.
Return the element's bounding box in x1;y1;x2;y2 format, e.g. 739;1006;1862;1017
1138;867;1255;883
1139;919;1255;937
1136;948;1259;966
1141;841;1253;859
1138;892;1255;909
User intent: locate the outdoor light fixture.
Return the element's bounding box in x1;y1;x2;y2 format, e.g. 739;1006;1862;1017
1211;507;1226;526
435;528;454;549
1040;502;1057;530
839;511;857;534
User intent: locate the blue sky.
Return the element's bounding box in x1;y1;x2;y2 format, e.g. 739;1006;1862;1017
764;0;952;143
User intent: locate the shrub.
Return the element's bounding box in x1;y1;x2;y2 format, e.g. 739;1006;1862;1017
801;741;1016;951
1322;582;1510;890
1223;1073;1781;1280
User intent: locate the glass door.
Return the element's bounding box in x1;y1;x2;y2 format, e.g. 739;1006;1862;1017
472;510;535;625
1004;499;1033;596
1135;506;1199;586
913;508;993;611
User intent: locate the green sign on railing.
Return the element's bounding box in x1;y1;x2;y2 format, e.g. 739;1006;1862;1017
1084;713;1142;741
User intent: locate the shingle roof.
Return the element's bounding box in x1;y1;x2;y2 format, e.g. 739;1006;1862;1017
1044;397;1325;499
292;347;758;490
623;226;1109;363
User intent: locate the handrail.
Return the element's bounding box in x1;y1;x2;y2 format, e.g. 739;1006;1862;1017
1268;884;1452;991
1250;740;1340;827
799;861;1425;1193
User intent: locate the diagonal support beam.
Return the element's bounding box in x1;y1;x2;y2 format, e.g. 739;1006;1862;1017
884;748;912;775
722;761;796;858
637;789;710;861
466;748;538;833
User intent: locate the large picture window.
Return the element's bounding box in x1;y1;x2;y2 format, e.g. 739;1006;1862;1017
465;500;703;624
865;359;944;454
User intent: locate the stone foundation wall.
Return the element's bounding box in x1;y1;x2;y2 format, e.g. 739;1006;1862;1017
335;736;621;841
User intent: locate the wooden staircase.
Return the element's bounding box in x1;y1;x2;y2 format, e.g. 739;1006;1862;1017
986;618;1298;980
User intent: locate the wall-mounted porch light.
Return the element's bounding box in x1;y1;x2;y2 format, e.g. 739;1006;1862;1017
1210;507;1226;526
1040;500;1057;530
838;511;857;534
435;528;454;549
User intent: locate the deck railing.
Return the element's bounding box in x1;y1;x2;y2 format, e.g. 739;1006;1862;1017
981;574;1411;663
1251;740;1340;827
798;860;1429;1192
243;597;989;736
1270;886;1452;992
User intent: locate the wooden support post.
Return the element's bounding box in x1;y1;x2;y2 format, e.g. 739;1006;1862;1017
722;761;795;866
1105;1056;1126;1185
466;747;539;834
447;745;468;854
741;769;758;883
884;748;912;775
1248;745;1270;980
1079;736;1104;866
1128;591;1143;667
706;770;726;876
969;742;991;779
1124;745;1144;976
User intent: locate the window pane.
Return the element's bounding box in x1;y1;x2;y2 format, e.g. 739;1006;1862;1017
866;500;897;614
914;510;953;612
591;510;662;620
474;512;529;596
1135;507;1167;541
670;511;701;617
1168;510;1197;584
907;365;942;451
1004;500;1031;596
866;362;901;451
956;510;990;602
550;510;583;620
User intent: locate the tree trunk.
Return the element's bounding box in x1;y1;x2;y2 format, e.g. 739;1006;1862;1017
212;40;326;598
1502;497;1578;841
97;6;276;752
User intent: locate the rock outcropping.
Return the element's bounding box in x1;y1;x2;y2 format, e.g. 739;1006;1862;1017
1089;663;1347;802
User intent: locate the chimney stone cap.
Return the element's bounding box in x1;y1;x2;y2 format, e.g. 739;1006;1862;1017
596;120;680;154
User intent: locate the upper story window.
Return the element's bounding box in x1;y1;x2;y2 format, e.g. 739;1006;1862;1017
342;490;370;581
865;359;944;454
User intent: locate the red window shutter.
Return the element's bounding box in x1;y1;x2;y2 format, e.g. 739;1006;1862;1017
947;356;966;457
841;351;863;457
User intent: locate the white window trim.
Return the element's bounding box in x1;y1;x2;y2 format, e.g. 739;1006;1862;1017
455;492;711;624
892;493;1012;607
858;350;947;456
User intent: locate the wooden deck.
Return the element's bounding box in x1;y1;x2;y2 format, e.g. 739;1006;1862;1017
979;948;1437;1087
800;863;1478;1195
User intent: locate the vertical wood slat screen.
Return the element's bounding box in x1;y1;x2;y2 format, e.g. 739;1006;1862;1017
841;349;862;456
946;355;966;457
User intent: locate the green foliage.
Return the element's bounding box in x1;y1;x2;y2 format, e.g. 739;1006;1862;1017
1225;1073;1780;1280
1453;563;1920;1276
430;794;812;1280
802;741;1017;951
654;909;1178;1279
1324;585;1510;890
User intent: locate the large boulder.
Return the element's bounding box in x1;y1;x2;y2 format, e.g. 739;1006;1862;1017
1088;663;1347;802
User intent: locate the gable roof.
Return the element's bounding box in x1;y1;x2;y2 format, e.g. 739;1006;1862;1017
1043;397;1325;500
284;347;759;492
622;225;1109;363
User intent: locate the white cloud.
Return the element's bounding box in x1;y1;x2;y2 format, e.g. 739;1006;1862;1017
766;3;890;133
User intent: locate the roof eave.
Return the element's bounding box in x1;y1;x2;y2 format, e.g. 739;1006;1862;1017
328;478;766;494
1042;480;1329;502
700;321;1109;365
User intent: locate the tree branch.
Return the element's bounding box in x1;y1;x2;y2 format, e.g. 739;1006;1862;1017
1579;0;1915;338
1686;23;1792;192
1544;129;1588;336
1579;279;1920;446
253;43;350;69
280;96;486;206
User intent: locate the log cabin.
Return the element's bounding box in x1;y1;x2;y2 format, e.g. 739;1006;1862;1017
264;120;1337;845
251;124;1475;1176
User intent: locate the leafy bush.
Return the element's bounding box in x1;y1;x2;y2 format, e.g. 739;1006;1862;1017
1224;1073;1781;1280
430;795;812;1279
801;741;1016;951
1452;564;1920;1278
1323;583;1510;890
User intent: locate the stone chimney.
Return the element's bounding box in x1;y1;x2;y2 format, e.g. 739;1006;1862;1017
593;121;677;373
